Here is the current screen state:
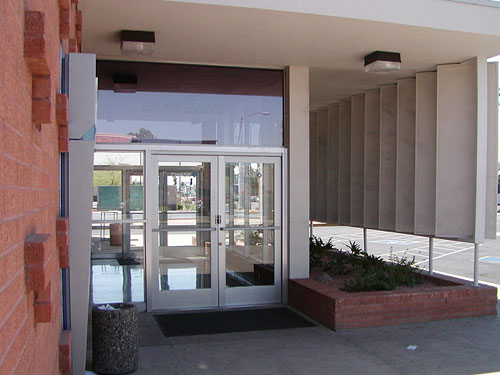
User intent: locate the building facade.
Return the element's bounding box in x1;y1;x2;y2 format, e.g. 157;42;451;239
0;0;81;374
0;1;499;374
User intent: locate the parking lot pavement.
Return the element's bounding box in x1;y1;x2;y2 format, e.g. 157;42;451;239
312;213;500;287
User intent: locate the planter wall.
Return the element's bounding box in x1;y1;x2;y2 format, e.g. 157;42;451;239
289;274;497;330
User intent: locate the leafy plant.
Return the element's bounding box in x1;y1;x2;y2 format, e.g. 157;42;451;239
346;241;384;270
346;241;365;257
360;253;385;270
341;268;396;292
249;230;263;246
93;170;122;186
309;236;333;269
310;238;424;292
342;251;424;292
183;200;196;211
387;253;424;287
323;251;350;275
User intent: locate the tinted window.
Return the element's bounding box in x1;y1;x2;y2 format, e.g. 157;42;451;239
96;61;283;146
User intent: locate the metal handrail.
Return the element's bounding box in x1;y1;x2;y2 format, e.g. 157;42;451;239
220;226;280;231
152;226;216;232
151;225;280;232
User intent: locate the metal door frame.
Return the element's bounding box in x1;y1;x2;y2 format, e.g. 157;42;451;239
218;155;282;307
95;144;287;312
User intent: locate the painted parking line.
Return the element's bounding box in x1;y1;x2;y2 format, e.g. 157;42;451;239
434;247;472;253
431;271;500;297
480;256;500;264
435;244;471;250
326;235;363;240
430;250;454;255
376;245;473;266
413;246;473;266
403;254;428;260
319;233;474;264
433;247;469;253
372;239;420;245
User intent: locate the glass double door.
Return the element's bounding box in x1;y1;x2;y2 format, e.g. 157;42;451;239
149;155;281;310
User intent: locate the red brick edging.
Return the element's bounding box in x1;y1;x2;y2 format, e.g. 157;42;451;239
289;274;497;330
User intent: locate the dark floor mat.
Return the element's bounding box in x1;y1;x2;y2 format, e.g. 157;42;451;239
153;307;315;337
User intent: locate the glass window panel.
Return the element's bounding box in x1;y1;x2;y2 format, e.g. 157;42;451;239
225;162;274;227
225;229;275;287
90;223;144;303
93;152;144;220
95;61;283;146
158;231;212;291
157;160;212;291
158;162;211;227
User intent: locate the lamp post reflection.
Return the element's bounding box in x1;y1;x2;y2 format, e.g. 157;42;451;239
238;112;270;145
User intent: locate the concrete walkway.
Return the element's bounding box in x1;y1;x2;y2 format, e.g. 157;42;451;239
87;216;500;374
124;304;500;375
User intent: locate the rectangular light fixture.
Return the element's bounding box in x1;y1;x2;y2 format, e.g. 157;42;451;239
120;30;155;56
113;74;138;93
364;51;401;73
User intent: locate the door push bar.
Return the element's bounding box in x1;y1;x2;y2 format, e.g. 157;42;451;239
220;226;280;231
152;226;216;232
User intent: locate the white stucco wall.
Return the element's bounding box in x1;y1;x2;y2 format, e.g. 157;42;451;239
167;0;500;37
286;66;310;279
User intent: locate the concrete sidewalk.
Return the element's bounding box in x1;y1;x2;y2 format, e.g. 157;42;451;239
122;304;500;375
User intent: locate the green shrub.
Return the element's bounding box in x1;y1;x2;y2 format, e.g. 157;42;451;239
249;230;263;246
341;268;397;292
309;238;424;292
346;240;384;270
309;236;333;269
341;247;424;292
387;254;424;287
346;240;365;256
360;253;385;270
323;250;350;275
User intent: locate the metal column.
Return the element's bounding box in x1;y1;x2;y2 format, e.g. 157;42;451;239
474;243;480;286
428;237;434;275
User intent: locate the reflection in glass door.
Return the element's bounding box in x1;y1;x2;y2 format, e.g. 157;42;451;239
149;155;281;310
90;152;146;306
219;157;281;306
151;156;218;310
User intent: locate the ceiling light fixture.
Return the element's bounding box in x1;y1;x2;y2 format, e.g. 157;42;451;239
113;74;138;93
120;30;155;56
364;51;401;73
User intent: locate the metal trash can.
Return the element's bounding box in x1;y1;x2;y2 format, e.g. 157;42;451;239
92;303;138;374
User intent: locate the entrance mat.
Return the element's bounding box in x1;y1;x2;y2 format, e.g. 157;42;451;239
153;307;316;337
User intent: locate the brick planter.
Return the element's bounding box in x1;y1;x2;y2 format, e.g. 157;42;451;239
289;274;497;330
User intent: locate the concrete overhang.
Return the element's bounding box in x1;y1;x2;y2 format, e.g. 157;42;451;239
80;0;500;107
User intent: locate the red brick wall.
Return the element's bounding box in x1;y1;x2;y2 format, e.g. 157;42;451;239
0;1;80;374
289;276;497;331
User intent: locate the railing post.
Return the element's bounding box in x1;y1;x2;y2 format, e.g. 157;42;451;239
474;243;480;286
363;228;368;252
429;237;434;275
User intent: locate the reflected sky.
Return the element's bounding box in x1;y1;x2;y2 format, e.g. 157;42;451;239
96;91;283;146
